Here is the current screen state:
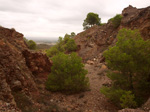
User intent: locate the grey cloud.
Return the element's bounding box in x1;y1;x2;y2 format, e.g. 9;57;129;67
0;0;149;40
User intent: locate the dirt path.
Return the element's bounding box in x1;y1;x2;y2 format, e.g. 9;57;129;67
48;63;118;112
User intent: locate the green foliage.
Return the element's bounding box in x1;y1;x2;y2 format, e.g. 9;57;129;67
100;87;137;108
46;33;77;57
83;20;90;30
27;40;37;50
109;14;122;28
71;32;76;38
64;38;77;52
120;91;137;108
100;87;125;106
107;72;130;90
46;46;60;57
101;28;150;108
83;12;101;30
24;37;37;50
46;52;89;93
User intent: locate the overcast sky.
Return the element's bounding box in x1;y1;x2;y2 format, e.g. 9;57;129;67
0;0;149;40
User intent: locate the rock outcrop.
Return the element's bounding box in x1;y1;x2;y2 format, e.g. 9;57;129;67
0;27;52;111
120;5;150;40
74;24;117;62
22;50;52;76
74;5;150;63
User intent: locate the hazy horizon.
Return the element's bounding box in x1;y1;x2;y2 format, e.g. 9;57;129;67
26;36;58;41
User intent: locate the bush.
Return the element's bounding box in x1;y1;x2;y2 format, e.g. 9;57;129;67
100;87;125;106
83;12;101;30
100;87;137;108
101;28;150;108
46;34;77;58
109;14;122;28
27;40;37;50
120;91;137;108
24;38;37;50
46;46;60;57
46;52;89;93
65;38;77;52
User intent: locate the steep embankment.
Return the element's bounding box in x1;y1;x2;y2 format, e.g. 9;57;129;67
0;27;52;111
74;5;150;63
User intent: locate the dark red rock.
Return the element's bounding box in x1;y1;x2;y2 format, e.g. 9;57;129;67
0;26;52;110
22;50;52;76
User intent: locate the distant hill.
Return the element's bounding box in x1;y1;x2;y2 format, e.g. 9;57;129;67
26;37;58;43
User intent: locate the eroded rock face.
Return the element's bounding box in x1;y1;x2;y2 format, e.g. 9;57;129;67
22;50;52;76
74;24;117;62
0;27;52;109
0;27;37;105
74;6;150;62
121;5;150;40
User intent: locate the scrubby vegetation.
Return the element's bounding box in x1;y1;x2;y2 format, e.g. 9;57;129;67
46;52;89;94
83;12;101;30
100;28;150;108
24;37;37;50
46;33;77;58
109;14;122;28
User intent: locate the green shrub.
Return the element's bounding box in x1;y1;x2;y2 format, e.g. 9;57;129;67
83;12;101;30
100;87;125;106
70;32;76;38
120;91;137;108
101;28;150;108
109;14;122;28
65;38;77;52
24;38;37;50
27;40;37;50
46;34;77;58
46;52;89;93
46;46;60;57
100;87;137;108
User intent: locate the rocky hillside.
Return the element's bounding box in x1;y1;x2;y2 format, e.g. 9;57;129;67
74;5;150;63
0;27;52;111
74;5;150;112
0;5;150;112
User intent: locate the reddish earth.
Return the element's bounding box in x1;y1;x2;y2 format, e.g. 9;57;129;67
46;63;117;112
